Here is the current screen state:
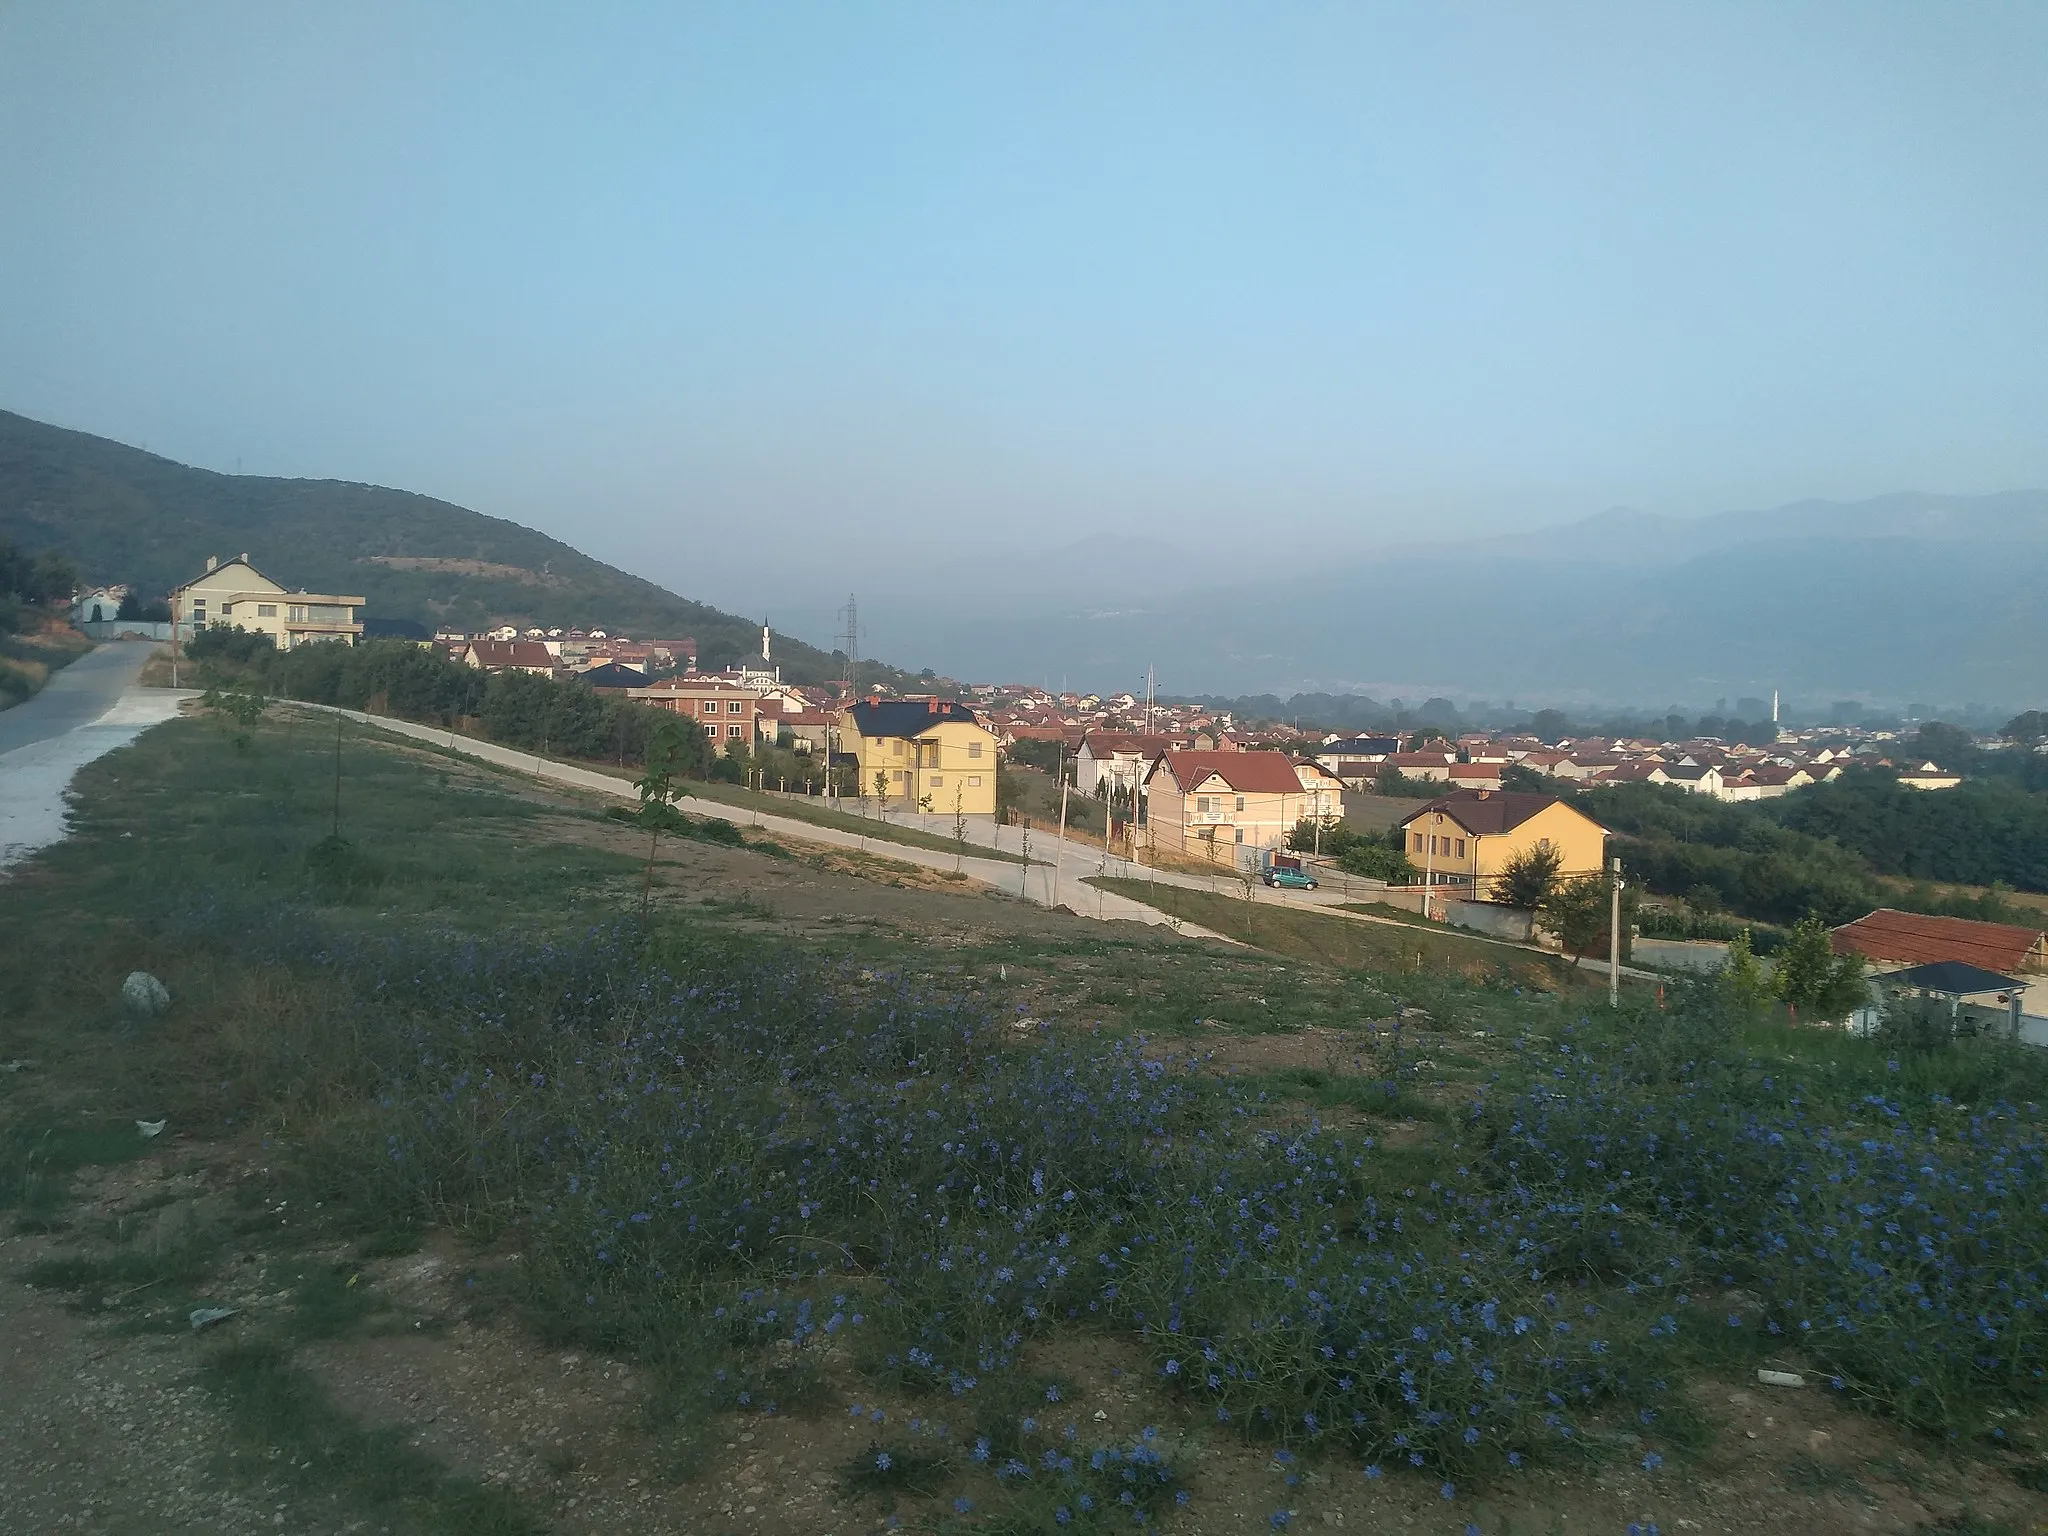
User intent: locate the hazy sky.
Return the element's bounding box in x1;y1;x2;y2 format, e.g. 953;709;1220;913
5;2;2046;630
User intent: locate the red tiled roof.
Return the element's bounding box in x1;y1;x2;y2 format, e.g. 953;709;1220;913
467;639;554;669
1153;750;1306;796
1081;731;1180;757
1831;908;2047;975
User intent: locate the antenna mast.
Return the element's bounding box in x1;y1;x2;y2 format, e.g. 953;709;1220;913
837;594;860;701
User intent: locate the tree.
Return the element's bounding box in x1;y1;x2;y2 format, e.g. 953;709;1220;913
1772;916;1867;1020
1494;840;1564;908
201;677;269;749
634;716;692;919
1529;709;1572;744
1538;874;1608;966
2005;711;2048;751
1721;927;1769;1006
1335;827;1417;883
1913;721;1973;768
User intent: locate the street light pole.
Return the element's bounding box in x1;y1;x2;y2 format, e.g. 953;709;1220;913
1609;855;1624;1009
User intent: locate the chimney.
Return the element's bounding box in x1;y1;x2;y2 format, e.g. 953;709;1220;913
205;554;218;572
238;552;248;563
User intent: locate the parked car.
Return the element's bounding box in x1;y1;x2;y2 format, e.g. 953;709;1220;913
1263;867;1319;890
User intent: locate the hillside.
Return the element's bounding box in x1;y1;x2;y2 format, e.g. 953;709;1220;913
0;409;917;688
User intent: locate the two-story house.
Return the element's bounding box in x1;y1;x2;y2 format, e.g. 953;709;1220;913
171;554;364;649
1075;731;1181;799
628;676;764;744
1396;790;1609;898
843;698;998;814
1143;751;1344;861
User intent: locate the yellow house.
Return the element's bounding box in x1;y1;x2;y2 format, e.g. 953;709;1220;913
844;698;998;815
171;554;364;649
1396;790;1608;898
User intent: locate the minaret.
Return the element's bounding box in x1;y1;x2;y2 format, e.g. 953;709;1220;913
1772;689;1779;725
761;619;771;665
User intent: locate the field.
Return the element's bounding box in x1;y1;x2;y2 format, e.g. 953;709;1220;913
4;706;2048;1534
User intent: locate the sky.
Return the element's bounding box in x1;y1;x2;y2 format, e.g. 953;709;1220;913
4;2;2047;644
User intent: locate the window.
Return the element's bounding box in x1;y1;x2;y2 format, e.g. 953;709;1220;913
929;775;942;787
968;742;983;759
700;700;716;715
289;605;307;623
1233;827;1245;844
1196;796;1211;813
702;723;717;737
893;769;906;784
1412;832;1424;853
728;700;742;713
892;740;904;757
727;724;743;738
1235;796;1245;811
220;604;234;615
968;775;982;787
256;604;276;617
1455;838;1466;857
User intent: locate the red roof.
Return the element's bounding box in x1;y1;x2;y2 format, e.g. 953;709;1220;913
1152;750;1306;796
1831;908;2047;974
467;639;554;669
1081;731;1180;758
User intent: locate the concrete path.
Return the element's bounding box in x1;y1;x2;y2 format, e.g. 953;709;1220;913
0;649;189;871
301;705;1232;941
0;641;156;756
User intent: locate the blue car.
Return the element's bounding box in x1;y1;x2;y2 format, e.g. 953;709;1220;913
1263;867;1319;889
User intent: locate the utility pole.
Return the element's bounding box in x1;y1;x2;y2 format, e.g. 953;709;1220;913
1608;855;1624;1008
1052;776;1070;910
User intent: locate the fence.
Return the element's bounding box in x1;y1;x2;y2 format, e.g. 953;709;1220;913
79;620;173;642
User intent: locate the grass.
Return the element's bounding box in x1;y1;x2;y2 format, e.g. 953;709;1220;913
0;1122;152;1229
9;707;2048;1526
0;621;91;709
1090;874;1595;991
590;763;1032;864
199;1340;540;1533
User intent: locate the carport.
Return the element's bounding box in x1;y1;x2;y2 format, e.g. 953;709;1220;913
1855;959;2030;1041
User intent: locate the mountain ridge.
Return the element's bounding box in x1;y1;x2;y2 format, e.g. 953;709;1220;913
0;409;919;688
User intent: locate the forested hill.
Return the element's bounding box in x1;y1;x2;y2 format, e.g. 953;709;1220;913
0;409;915;687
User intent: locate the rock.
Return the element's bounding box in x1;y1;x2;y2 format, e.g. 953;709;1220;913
120;972;170;1017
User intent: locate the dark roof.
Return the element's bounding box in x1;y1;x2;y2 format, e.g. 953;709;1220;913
1398;789;1603;837
1878;960;2026;996
849;699;985;739
579;661;647;689
360;617;429;640
1323;736;1400;755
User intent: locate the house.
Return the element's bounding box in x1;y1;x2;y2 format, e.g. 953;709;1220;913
1142;751;1341;862
1396;790;1609;897
1659;763;1726;797
70;586;130;624
1313;737;1400;787
1076;732;1181;799
843;698;998;814
464;639;557;676
1445;762;1503;792
629;676;764;746
1896;762;1963;791
1830;909;2047;976
170;554;364;649
579;661;648;690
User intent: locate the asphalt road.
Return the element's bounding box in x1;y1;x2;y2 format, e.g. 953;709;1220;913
0;642;154;756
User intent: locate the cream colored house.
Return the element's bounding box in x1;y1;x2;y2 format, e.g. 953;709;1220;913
844;698;998;815
171;555;364;649
1143;751;1342;863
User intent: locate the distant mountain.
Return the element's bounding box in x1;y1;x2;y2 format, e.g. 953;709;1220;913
852;491;2048;710
0;410;912;688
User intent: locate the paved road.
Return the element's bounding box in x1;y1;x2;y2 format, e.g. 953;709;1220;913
0;646;189;871
0;642;155;756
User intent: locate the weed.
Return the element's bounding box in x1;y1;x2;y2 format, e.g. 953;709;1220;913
199;1339;539;1533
